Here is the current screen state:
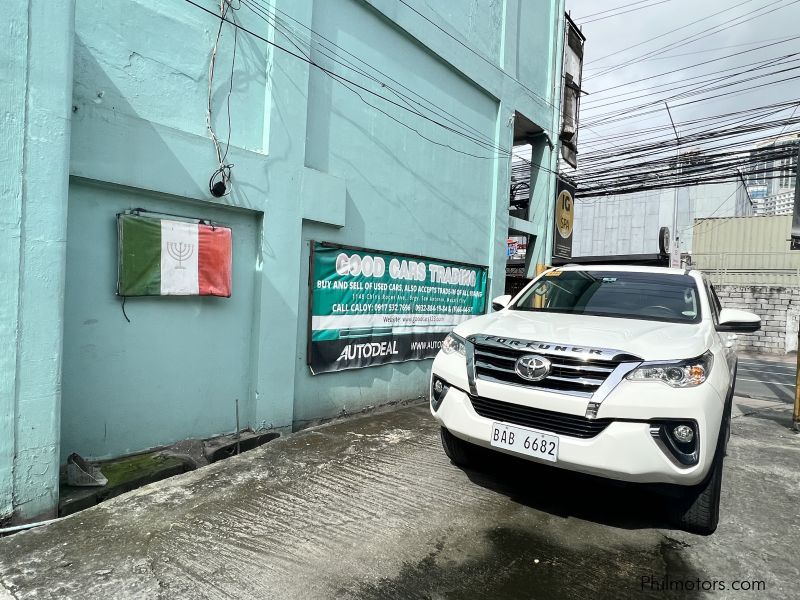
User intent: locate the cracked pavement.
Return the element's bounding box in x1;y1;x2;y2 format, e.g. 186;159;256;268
0;397;798;599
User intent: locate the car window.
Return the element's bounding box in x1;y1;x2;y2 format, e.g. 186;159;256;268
512;270;702;324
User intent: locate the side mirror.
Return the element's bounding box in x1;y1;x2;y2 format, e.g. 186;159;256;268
491;294;512;311
716;308;760;333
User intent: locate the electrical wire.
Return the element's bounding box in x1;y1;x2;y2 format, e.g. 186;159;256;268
588;0;800;80
394;0;558;111
585;0;758;66
189;0;565;177
240;0;510;157
574;0;661;21
207;0;239;196
579;0;673;25
188;0;516;161
582;73;800;129
578;100;800;153
583;56;800;114
584;31;800;100
238;0;516;160
583;51;800;107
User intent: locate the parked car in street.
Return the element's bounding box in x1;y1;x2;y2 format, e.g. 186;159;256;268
430;266;760;534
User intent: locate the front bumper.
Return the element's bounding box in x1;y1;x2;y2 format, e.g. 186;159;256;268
430;351;726;486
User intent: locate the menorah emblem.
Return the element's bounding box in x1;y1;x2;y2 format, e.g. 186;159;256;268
167;241;194;269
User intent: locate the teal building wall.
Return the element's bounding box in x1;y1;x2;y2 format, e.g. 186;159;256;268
1;0;565;522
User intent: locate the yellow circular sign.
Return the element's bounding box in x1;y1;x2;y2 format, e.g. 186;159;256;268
556;190;574;239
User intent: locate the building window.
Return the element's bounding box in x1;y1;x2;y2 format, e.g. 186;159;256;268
780;155;797;189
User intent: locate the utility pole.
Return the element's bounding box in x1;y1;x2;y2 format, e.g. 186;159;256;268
665;102;681;267
791;146;800;431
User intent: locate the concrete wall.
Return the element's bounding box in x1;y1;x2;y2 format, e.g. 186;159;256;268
2;0;565;521
715;285;799;355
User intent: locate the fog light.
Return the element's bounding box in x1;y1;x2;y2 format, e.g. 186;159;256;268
673;424;694;443
430;376;450;412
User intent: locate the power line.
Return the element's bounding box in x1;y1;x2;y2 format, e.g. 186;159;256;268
241;0;503;151
585;0;757;66
582;55;800;111
576;120;800;174
578;100;799;152
588;0;799;79
583;51;800;106
579;0;673;25
582;72;800;128
394;0;558;111
574;0;660;21
626;35;800;63
584;34;800;97
239;0;567;176
186;0;521;161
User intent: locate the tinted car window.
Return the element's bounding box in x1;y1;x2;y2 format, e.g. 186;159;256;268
512;270;701;324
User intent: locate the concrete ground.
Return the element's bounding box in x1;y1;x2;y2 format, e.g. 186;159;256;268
735;353;795;404
1;397;798;600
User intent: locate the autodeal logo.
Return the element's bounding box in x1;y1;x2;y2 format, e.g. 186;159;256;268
336;341;399;362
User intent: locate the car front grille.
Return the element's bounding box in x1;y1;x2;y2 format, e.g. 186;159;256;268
470;395;613;438
472;339;625;397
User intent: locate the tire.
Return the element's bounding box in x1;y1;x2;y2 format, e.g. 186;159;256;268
440;427;475;467
672;451;723;535
722;410;731;457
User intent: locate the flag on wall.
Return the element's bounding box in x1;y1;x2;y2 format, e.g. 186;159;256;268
117;214;232;297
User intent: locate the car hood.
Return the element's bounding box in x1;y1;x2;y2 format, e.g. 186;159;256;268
454;310;712;362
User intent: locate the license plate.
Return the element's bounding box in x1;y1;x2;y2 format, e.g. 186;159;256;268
490;422;559;462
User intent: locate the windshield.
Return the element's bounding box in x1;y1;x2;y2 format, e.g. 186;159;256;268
511;270;701;324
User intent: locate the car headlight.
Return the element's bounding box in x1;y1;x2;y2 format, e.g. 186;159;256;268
441;332;466;356
627;351;713;388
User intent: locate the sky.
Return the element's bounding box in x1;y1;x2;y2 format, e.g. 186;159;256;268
564;0;800;166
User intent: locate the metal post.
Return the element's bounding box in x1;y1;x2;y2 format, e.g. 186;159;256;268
791;146;800;249
665;102;681;266
794;147;800;430
794;334;800;431
235;398;241;455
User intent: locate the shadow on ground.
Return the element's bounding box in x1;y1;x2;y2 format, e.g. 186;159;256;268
346;525;700;600
344;445;705;600
462;446;678;531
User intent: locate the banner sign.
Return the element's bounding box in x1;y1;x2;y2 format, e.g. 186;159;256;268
553;178;575;260
117;214;232;297
309;243;488;374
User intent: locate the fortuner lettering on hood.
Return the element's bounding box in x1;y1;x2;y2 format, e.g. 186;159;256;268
429;266;761;535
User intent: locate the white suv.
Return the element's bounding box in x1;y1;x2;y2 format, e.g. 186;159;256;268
430;266;760;534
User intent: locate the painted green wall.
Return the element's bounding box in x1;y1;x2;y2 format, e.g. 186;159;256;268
0;0;75;522
61;182;261;460
2;0;565;520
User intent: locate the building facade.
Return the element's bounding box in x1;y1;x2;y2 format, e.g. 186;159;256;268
1;0;567;523
746;133;799;216
570;180;751;259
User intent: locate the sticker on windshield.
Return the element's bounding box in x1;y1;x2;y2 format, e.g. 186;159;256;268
602;277;618;283
545;270;562;277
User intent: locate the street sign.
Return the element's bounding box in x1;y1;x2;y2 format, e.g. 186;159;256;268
553;178;575;260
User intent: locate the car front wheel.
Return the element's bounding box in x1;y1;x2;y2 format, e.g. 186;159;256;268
672;450;723;535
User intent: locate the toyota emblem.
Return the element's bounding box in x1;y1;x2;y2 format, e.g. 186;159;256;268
514;354;552;382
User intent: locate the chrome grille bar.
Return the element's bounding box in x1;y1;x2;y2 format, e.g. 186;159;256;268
469;334;641;397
